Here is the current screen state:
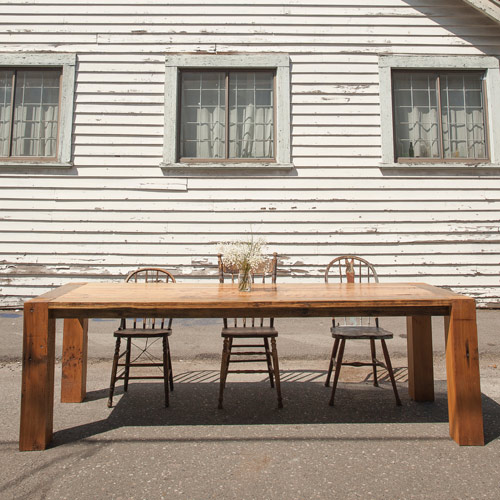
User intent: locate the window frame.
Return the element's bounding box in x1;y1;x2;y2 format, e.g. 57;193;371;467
163;53;292;172
379;55;500;169
392;69;489;163
178;68;277;163
0;53;76;168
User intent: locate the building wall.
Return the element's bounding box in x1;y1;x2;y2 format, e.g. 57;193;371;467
1;0;500;306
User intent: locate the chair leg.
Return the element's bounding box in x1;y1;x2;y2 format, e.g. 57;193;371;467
270;338;283;409
380;339;402;406
218;337;231;409
124;337;132;392
263;337;275;388
224;337;233;390
329;339;346;406
325;338;340;387
166;337;174;391
370;338;378;387
108;337;121;408
162;336;170;408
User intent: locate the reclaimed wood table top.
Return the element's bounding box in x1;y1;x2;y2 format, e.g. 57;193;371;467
34;281;469;318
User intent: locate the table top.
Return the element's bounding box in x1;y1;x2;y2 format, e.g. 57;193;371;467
28;281;471;319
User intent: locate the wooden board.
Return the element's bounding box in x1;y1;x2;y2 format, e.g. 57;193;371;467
44;282;458;318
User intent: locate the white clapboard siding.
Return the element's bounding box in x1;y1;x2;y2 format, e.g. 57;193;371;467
2;189;498;207
9;24;500;36
3;175;499;190
2;189;498;203
3;209;500;224
0;0;500;307
3;252;499;267
2;221;499;237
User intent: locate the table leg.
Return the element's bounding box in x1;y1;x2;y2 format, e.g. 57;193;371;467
61;318;88;403
19;302;55;451
406;315;434;401
445;300;484;446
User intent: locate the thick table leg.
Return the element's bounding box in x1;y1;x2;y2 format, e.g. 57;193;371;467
61;318;88;403
445;300;484;446
406;315;434;402
19;302;56;451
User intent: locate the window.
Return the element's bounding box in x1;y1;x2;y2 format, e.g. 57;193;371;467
393;71;488;161
0;54;76;167
1;69;61;159
379;56;500;168
180;70;275;161
163;54;291;170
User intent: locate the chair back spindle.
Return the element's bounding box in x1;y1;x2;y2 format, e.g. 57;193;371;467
324;255;379;327
123;267;176;331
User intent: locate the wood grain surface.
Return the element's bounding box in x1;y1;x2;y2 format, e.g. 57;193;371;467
36;282;463;319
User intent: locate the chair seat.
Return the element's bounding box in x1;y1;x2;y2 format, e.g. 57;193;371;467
221;326;278;338
330;325;393;340
114;328;172;338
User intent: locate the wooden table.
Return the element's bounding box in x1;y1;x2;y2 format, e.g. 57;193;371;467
20;282;484;450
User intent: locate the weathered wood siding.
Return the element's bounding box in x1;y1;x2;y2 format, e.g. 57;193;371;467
1;0;500;306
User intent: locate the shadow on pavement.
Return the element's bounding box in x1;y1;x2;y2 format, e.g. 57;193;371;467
51;369;500;447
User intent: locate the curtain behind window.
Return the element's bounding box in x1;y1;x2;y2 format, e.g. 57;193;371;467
393;72;440;159
229;71;274;159
180;70;274;160
393;71;487;160
0;70;13;156
181;71;226;159
0;68;60;158
440;73;486;159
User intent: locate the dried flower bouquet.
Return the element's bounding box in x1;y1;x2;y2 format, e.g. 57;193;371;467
218;238;267;291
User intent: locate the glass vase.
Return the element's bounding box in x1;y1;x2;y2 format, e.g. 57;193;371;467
238;270;252;292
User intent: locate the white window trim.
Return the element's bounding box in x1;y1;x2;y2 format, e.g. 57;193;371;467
379;55;500;169
0;53;76;168
162;53;292;172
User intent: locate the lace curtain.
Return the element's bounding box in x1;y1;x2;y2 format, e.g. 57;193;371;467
0;69;60;158
180;70;274;159
393;71;486;160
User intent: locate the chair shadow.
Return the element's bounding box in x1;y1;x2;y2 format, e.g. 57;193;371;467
52;368;500;447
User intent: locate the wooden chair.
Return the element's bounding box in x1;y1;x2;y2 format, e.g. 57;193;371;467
108;268;175;408
324;256;401;406
217;252;283;409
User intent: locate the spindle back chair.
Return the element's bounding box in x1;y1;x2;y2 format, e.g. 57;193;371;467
324;256;401;406
217;252;282;409
108;267;176;408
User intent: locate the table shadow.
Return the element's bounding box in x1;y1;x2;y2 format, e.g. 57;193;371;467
52;369;500;447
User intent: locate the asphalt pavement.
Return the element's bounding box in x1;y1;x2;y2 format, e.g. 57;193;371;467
1;310;500;499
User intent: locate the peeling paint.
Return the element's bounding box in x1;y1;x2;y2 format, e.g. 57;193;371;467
191;258;212;266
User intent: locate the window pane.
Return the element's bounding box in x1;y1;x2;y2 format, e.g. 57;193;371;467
12;69;60;157
0;70;13;157
179;69;275;160
440;72;487;159
228;71;274;159
180;71;225;159
393;72;440;159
